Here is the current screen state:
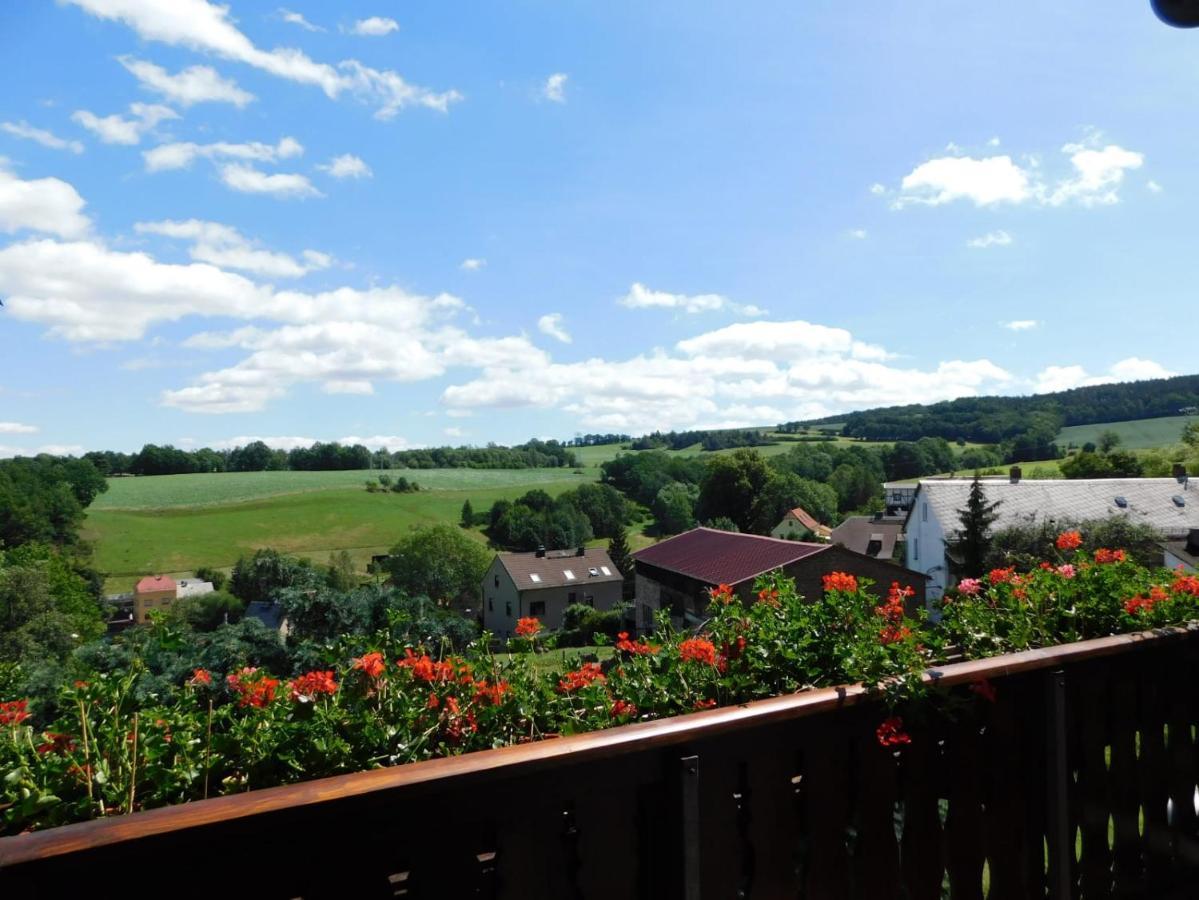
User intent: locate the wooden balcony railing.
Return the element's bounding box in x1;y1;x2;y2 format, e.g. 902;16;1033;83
3;626;1199;898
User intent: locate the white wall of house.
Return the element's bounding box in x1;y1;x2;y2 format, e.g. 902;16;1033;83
482;557;623;637
904;494;948;605
771;515;809;540
482;558;521;637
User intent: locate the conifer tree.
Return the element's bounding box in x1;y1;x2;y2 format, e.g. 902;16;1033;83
460;499;475;529
952;474;1001;578
607;528;635;600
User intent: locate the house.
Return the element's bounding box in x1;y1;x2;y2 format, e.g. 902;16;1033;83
831;514;905;561
131;574;216;624
883;482;918;516
905;469;1199;603
1163;528;1199;573
133;575;177;624
245;601;290;640
771;506;831;541
482;547;624;637
632;527;927;627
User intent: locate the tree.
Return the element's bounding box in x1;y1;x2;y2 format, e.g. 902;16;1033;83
0;545;105;665
460;499;475;528
606;529;635;600
384;524;492;604
696;449;773;533
884;442;930;481
565;483;630;539
1098;430;1122;453
1183;420;1199;450
325;550;358;591
180;590;244;631
748;473;837;534
230;549;322;604
653;482;698;535
951;475;1001;579
703;516;740;532
194;566;227;591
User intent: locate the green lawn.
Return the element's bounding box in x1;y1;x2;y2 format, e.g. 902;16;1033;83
85;478;587;592
1056;415;1194;451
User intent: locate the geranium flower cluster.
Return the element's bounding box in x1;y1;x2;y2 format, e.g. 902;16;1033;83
289;670;338;702
822;571;858;593
226;667;279;709
876;583;914;645
515;617;543;638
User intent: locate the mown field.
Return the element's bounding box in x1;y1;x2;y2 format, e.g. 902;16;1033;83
1056;415;1194;451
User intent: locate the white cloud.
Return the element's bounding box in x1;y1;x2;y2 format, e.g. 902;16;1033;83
323;380;374;395
1147;180;1163;194
1;121;84;154
339;435;412;451
1034;357;1176;393
208;434;317;451
65;0;460;118
968;230;1013;248
869;183;886;195
317;153;372;179
1002;319;1039;331
143;136;303;172
71;102;177;145
349;17;399;36
118;56;254;107
892;135;1145;210
135;218;331;278
542;73;568;103
219;163;322;199
538;313;571;344
279;8;323;31
0;422;38;434
444;426;465;438
847;228;868;239
1045;142;1143;207
0;444;86;459
618;282;765;317
0;164;91;238
460;258;486;271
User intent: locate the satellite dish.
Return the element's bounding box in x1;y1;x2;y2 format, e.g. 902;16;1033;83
1153;0;1199;26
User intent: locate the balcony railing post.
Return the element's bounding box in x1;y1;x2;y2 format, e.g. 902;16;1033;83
680;754;701;900
1046;668;1072;899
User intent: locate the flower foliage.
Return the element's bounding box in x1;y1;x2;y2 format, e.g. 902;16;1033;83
3;540;1198;835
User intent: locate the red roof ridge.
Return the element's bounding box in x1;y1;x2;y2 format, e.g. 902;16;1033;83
691;526;824;549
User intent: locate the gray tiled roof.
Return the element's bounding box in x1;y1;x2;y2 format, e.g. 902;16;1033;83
916;478;1199;539
831;516;904;559
497;548;623;591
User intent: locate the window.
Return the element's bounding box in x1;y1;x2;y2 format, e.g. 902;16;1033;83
568;592;577;603
494;575;499;587
488;599;493;611
529;573;541;583
529;600;546;616
600;566;611;576
921;503;928;522
505;602;512;617
563;569;575;580
588;567;598;576
913;538;919;561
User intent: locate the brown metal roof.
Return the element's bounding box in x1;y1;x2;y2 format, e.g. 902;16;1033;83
830;516;904;559
496;548;623;592
632;527;829;586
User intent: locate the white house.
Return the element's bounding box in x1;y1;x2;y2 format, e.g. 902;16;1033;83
905;470;1199;603
481;547;624;638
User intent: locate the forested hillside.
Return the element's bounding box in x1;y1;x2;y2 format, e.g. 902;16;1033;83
792;374;1199;443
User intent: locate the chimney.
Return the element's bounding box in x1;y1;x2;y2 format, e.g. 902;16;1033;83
1009;466;1022;484
535;545;545;558
1188;529;1199;555
1173;463;1188;484
576;546;585;557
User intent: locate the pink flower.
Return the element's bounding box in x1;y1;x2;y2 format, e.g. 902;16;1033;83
1055;564;1076;579
957;578;982;596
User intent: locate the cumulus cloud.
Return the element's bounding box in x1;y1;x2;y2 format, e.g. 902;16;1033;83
118;56;254;107
1;121;84;154
135;218;332;278
1034;357;1176;394
317;153;372;179
0;443;85;459
349;17;399;36
65;0;460;118
0;164;91;238
219;163;322;199
542;73;568;103
279;8;323;32
891;135;1146;210
1002;319;1039;331
460;258;486;271
143;136;303;172
848;228;868;239
618;282;765;317
0;422;38;434
1147;180;1163;194
71;102;177;145
538;313;571;344
968;230;1013;249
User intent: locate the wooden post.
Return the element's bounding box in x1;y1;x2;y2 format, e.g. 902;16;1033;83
680;754;701;900
1045;669;1072;900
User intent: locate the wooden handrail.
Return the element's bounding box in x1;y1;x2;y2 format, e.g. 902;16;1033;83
2;623;1194;867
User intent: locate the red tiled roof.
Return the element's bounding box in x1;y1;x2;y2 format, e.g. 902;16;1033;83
632;527;828;586
135;574;176;594
786;506;825;533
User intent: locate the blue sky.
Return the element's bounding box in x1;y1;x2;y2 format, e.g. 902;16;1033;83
0;1;1192;455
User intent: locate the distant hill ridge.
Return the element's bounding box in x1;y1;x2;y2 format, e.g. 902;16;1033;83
786;373;1199;444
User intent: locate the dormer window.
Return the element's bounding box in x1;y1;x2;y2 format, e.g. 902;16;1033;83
600;566;611;576
588;567;599;576
529;573;541;583
563;569;575;581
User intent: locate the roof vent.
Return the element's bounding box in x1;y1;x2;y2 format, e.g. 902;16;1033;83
576;546;586;557
588;567;599;577
1173;495;1186;508
1174;463;1188;483
535;545;545;558
1114;496;1128;508
1009;466;1022;484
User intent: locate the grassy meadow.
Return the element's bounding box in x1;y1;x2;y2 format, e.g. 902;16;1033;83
1056;415;1194;451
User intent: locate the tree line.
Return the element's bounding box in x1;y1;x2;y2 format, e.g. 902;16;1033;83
629;429;773;452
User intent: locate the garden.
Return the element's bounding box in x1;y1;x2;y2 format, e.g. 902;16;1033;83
3;531;1199;837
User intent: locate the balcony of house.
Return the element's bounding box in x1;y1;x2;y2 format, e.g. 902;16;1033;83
3;625;1199;898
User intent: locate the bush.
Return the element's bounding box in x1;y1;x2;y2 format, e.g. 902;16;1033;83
193;567;227;591
557;603;631;647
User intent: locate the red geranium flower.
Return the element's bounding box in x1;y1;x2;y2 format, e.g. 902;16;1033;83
226;667;279;708
397;648;456;682
352;651;386;679
1055;531;1083;551
36;732;77;755
557;662;606;693
757;587;781;606
615;631;659;655
693;698;718;710
290;670;338;701
709;583;736;605
822;571;858;593
472;679;510;707
876;716;912;747
610;698;638;719
515;617;542;638
0;699;31;726
987;567;1016;585
1171;573;1199;597
678;637;718;666
188;668;212;687
1095;548;1126;565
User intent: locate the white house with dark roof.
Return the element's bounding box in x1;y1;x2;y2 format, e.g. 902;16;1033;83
481;547;624;637
906;471;1199;602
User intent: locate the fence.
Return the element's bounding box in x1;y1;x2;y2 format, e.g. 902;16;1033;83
2;626;1199;898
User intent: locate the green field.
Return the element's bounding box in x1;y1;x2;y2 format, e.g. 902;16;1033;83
1056;416;1194;451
